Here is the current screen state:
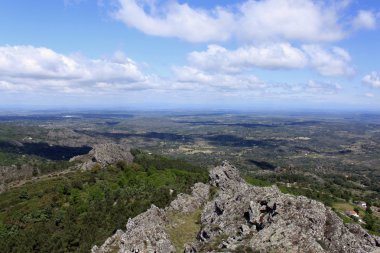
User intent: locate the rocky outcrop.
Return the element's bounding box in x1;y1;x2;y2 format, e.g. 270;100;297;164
93;161;380;253
92;205;175;253
168;183;210;214
70;143;133;170
199;162;379;253
0;164;35;193
92;183;210;253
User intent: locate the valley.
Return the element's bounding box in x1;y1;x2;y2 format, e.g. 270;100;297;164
0;111;379;252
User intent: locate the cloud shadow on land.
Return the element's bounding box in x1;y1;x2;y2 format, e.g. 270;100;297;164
0;141;92;161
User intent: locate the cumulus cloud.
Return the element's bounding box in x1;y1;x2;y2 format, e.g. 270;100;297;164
236;0;344;42
362;72;380;88
187;43;307;73
302;80;342;94
113;0;370;43
113;0;234;42
171;65;341;97
302;45;355;76
183;43;354;77
172;66;264;91
0;44;345;101
0;45;157;93
353;10;377;30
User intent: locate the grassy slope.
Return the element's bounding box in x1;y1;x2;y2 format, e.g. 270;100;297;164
166;209;202;253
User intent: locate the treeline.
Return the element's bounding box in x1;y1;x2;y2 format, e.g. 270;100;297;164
0;150;208;252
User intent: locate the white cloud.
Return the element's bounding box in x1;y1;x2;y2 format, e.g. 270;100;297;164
303;80;342;94
187;43;307;73
237;0;345;42
172;66;264;91
362;71;380;88
0;45;157;93
302;45;355;76
183;43;354;77
172;66;214;84
0;44;346;101
113;0;361;43
171;65;341;97
113;0;234;43
353;10;377;30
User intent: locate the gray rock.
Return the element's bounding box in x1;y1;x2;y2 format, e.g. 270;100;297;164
240;224;250;236
91;230;124;253
93;162;380;253
70;143;133;170
208;161;247;192
92;205;175;253
199;164;379;253
167;183;210;213
93;183;210;253
183;243;197;253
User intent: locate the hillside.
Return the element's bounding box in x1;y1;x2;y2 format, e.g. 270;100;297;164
0;151;208;252
93;162;380;253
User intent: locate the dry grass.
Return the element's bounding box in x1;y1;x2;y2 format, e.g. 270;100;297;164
333;202;354;212
166;209;202;253
333;202;366;218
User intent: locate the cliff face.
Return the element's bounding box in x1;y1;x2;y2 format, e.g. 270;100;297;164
92;162;380;253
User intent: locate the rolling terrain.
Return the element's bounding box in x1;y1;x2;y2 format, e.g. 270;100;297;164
0;111;379;252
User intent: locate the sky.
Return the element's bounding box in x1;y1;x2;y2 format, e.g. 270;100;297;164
0;0;380;111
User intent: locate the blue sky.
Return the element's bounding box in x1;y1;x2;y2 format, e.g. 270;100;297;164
0;0;380;110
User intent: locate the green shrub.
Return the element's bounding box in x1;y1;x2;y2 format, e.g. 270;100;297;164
0;151;207;253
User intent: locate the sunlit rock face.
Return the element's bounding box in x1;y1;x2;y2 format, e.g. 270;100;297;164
93;162;380;253
70;143;133;170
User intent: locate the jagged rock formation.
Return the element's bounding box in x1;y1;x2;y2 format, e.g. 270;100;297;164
93;162;380;253
70;143;133;170
168;183;210;214
92;183;210;253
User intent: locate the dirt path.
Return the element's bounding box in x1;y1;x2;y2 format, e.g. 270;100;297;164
6;168;75;190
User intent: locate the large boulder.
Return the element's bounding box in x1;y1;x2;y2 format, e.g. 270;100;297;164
70;143;133;170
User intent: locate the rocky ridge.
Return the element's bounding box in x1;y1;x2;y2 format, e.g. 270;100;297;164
92;161;380;253
70;143;133;170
